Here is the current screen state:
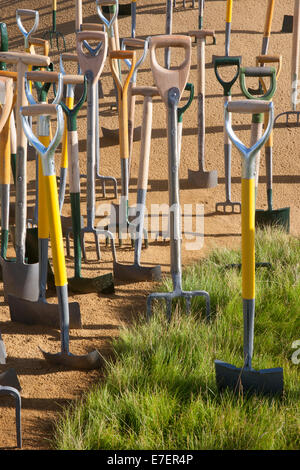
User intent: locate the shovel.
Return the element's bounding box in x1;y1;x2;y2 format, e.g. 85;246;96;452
215;99;283;396
8;72;81;329
20;103;102;370
113;86;162;282
213;55;242;213
0;77;15;264
253;56;290;232
79;30;118;199
60;74;114;294
248;0;276;95
276;0;300;124
0;51;50;303
147;35;210;320
188;30;217;188
106;49;137;246
76;30;117;261
121;38;149;176
239;66;277;198
0;385;22;448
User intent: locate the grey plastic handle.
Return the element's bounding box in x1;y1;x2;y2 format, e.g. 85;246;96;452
224;99;274;178
16;9;39;49
25;71;64;105
20;104;64;176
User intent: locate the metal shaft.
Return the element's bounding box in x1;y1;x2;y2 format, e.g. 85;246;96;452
168;88;182;291
86;73;96;228
165;0;173;69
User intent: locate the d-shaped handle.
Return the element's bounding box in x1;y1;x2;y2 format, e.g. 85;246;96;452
240;66;276;101
16;9;39;49
76;30;108;81
213;55;242;96
224;99;274;177
149;34;192;105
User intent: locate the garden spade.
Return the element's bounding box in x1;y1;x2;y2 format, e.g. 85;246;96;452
106;50;136;246
8;72;81;329
0;77;14;263
215;99;283;396
188;30;217;188
275;0;300;125
113;86;161;282
147;35;210;320
213;55;242;213
20;103;102;370
239;66;277;198
61;74;114;294
0;51;50;302
76;30;117;261
0;384;22;448
253;56;290;232
248;0;275;95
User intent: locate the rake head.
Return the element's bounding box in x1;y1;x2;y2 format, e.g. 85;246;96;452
146;289;210;322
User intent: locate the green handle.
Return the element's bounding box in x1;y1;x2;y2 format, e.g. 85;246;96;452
177;83;194;123
239;66;276;101
32;63;54;102
213;55;242;96
59;76;87;131
0;23;8;70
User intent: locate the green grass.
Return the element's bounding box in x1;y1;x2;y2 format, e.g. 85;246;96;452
53;228;300;450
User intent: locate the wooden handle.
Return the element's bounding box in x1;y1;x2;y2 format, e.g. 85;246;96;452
20;103;58;117
60;53;79;63
63;74;84;85
29;38;49;57
75;0;82;32
0;70;18;81
227;99;272;115
80;23;104;32
97;0;117;5
256;54;281;65
26;70;59;83
0;51;50;67
149;34;191;104
132;86;159;98
109;51;136;94
263;0;275;37
0;77;14;134
137;95;152;191
109;50;135;60
76;30;108;78
122;38;146;49
188;29;215;39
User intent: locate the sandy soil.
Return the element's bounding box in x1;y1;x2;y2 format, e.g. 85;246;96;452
0;0;299;450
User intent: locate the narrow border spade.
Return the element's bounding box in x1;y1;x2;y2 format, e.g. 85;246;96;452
215;99;283;397
20;103;102;370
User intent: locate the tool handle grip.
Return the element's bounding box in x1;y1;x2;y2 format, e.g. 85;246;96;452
0;70;17;81
0;51;50;67
26;70;59;83
213;55;241;95
149;34;191;104
132;86;159;98
60;53;79;63
241;66;274;77
188;29;215;40
109;50;135;60
256;54;281;64
122;38;146;49
109;50;136;94
80;23;104;32
20;103;58;117
16;9;38;17
227;99;272;114
76;31;108;78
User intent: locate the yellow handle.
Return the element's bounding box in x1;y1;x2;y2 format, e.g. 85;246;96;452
45;173;67;287
226;0;233;23
242;178;255;300
38;135;50;239
61;95;74;169
0;112;11;185
264;0;275;38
